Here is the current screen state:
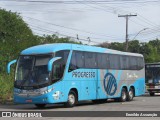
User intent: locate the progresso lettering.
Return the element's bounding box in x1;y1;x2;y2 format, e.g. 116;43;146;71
72;72;95;78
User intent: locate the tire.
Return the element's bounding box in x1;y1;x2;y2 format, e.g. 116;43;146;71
119;88;127;102
65;90;77;108
149;92;155;96
127;88;134;101
35;104;46;108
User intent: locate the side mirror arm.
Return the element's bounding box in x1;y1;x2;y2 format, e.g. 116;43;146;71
7;59;17;74
48;57;61;72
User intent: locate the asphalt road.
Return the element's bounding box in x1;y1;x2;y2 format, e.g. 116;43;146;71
0;93;160;120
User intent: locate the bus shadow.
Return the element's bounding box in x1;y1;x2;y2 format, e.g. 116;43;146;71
33;100;114;109
142;94;160;97
0;99;135;110
141;92;160;97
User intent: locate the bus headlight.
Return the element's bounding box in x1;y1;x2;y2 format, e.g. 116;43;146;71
41;88;54;95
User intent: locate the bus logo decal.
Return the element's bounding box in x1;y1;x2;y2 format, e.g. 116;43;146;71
103;73;117;96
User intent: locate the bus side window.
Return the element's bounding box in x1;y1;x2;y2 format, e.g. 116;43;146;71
69;52;77;71
137;57;144;70
120;56;129;70
52;50;69;80
129;57;138;70
84;52;97;69
76;51;84;68
109;54;120;69
69;51;84;71
97;53;109;69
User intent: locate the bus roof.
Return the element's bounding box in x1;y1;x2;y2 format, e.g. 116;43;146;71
21;43;143;57
145;62;160;65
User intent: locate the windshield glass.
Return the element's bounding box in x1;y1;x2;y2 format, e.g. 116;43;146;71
145;64;160;84
15;55;52;89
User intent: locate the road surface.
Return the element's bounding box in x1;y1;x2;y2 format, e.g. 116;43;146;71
0;93;160;120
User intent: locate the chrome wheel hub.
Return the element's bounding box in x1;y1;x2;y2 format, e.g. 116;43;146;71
68;94;75;105
129;90;133;99
122;92;126;100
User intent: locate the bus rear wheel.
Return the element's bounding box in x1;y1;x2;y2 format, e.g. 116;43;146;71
35;104;46;108
127;88;134;101
65;90;77;108
119;88;127;102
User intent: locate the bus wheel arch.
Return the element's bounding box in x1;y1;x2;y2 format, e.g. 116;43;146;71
70;88;78;102
65;88;78;107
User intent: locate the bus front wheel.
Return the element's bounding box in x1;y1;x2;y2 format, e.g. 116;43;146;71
35;104;46;108
65;90;77;107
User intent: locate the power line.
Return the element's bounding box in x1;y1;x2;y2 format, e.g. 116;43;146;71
2;0;160;43
83;0;130;15
23;16;119;39
29;23;112;41
136;15;158;28
4;0;160;4
118;14;137;51
142;34;160;41
29;23;103;44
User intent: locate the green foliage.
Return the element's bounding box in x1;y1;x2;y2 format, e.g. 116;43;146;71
108;42;125;51
99;39;160;63
128;40;140;53
40;34;81;44
0;9;39;74
0;73;14;103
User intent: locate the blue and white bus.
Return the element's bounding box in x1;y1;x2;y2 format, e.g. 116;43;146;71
7;43;145;108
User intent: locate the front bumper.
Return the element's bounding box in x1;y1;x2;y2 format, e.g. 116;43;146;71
14;93;53;104
147;88;160;93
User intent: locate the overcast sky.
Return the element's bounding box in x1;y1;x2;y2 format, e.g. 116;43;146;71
0;0;160;44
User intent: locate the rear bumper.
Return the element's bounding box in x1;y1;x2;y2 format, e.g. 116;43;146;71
147;89;160;93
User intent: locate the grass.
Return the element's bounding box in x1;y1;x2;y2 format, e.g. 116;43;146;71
0;73;14;104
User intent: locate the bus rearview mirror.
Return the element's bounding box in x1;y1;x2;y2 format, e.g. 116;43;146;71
7;59;17;74
48;57;62;72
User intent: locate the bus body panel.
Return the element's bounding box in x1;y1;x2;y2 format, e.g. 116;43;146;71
12;43;145;104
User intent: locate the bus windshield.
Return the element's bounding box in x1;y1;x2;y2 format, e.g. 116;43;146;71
145;64;160;84
15;55;52;89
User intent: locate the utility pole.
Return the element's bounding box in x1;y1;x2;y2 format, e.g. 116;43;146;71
118;14;137;51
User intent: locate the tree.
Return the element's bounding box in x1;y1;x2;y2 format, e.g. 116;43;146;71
128;40;140;53
98;42;125;51
0;9;39;73
98;39;160;63
40;34;81;44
